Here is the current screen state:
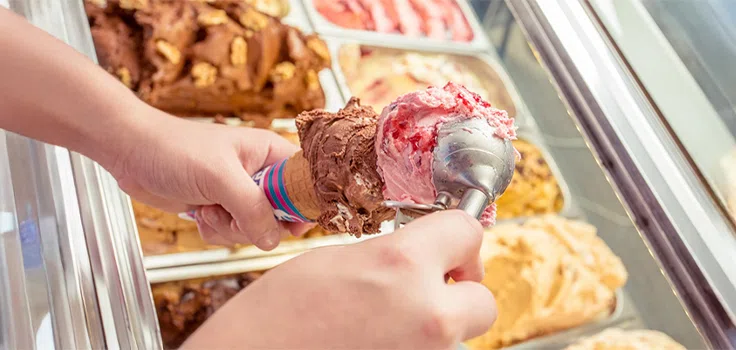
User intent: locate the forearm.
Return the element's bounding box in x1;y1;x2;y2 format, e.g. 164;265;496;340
0;8;157;169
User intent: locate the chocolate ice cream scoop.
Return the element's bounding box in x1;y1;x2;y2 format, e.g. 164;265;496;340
296;99;393;234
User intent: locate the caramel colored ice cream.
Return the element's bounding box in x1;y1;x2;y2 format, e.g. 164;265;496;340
86;0;330;127
296;98;393;234
275;128;300;145
133;201;218;256
466;216;628;349
565;328;685;350
495;140;564;219
152;272;263;349
338;44;516;117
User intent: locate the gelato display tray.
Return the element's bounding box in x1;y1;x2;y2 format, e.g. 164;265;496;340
281;0;310;28
147;252;298;284
7;0;732;349
496;132;575;221
325;39;534;130
502;289;634;350
143;228;389;270
301;0;490;53
147;256;287;349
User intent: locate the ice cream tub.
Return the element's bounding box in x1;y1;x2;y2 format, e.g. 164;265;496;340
498;289;630;350
134;193;397;269
492;130;576;222
146;252;299;284
147;255;290;349
301;0;490;53
464;216;633;350
324;39;532;129
142;229;389;270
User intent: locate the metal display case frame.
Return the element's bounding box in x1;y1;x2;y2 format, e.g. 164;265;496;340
2;0;735;349
505;0;736;348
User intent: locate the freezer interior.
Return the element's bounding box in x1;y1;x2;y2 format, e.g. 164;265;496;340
2;0;735;349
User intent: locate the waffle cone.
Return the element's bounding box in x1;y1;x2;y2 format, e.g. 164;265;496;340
283;150;321;220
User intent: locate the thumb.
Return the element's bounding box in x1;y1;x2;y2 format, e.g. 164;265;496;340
211;164;284;250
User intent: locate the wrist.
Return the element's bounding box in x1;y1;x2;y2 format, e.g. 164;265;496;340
80;96;165;174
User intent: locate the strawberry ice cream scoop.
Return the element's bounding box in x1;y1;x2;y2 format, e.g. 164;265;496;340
375;82;517;226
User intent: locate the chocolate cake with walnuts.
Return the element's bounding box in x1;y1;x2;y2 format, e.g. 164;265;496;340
85;0;331;127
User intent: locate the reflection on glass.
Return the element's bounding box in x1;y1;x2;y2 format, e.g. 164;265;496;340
640;0;736;220
591;0;736;221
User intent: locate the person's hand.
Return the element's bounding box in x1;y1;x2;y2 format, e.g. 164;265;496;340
183;211;497;350
104;104;309;250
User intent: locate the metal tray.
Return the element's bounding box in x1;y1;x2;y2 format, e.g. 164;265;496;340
282;0;311;29
146;219;389;281
301;0;490;53
143;228;391;270
507;130;579;221
147;252;300;284
324;38;534;129
500;289;634;350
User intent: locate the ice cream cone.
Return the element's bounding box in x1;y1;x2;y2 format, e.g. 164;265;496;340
281;151;321;220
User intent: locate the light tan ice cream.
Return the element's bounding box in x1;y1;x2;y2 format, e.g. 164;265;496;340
564;328;686;350
466;216;628;349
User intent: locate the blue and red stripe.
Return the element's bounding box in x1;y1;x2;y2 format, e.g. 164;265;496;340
257;159;310;223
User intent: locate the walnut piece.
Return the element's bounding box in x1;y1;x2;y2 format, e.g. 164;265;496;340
305;70;320;91
230;36;248;66
155;40;182;65
119;0;148;10
269;62;296;82
245;0;287;18
87;0;107;8
116;68;132;88
192;62;218;87
198;9;229;26
307;38;330;62
239;8;269;32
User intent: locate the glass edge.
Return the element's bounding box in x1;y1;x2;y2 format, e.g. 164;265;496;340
506;0;736;348
8;0;163;348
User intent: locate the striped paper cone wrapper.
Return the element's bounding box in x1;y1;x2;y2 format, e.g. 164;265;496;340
181;150;319;223
253;150;320;223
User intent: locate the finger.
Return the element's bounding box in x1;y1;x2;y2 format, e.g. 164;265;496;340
448;254;485;283
446;281;497;340
194;208;239;246
394;210;484;275
117;179;188;213
239;129;300;174
214;168;284;250
284;222;315;237
198;205;254;245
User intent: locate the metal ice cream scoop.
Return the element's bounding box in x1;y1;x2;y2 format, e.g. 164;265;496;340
384;118;516;226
